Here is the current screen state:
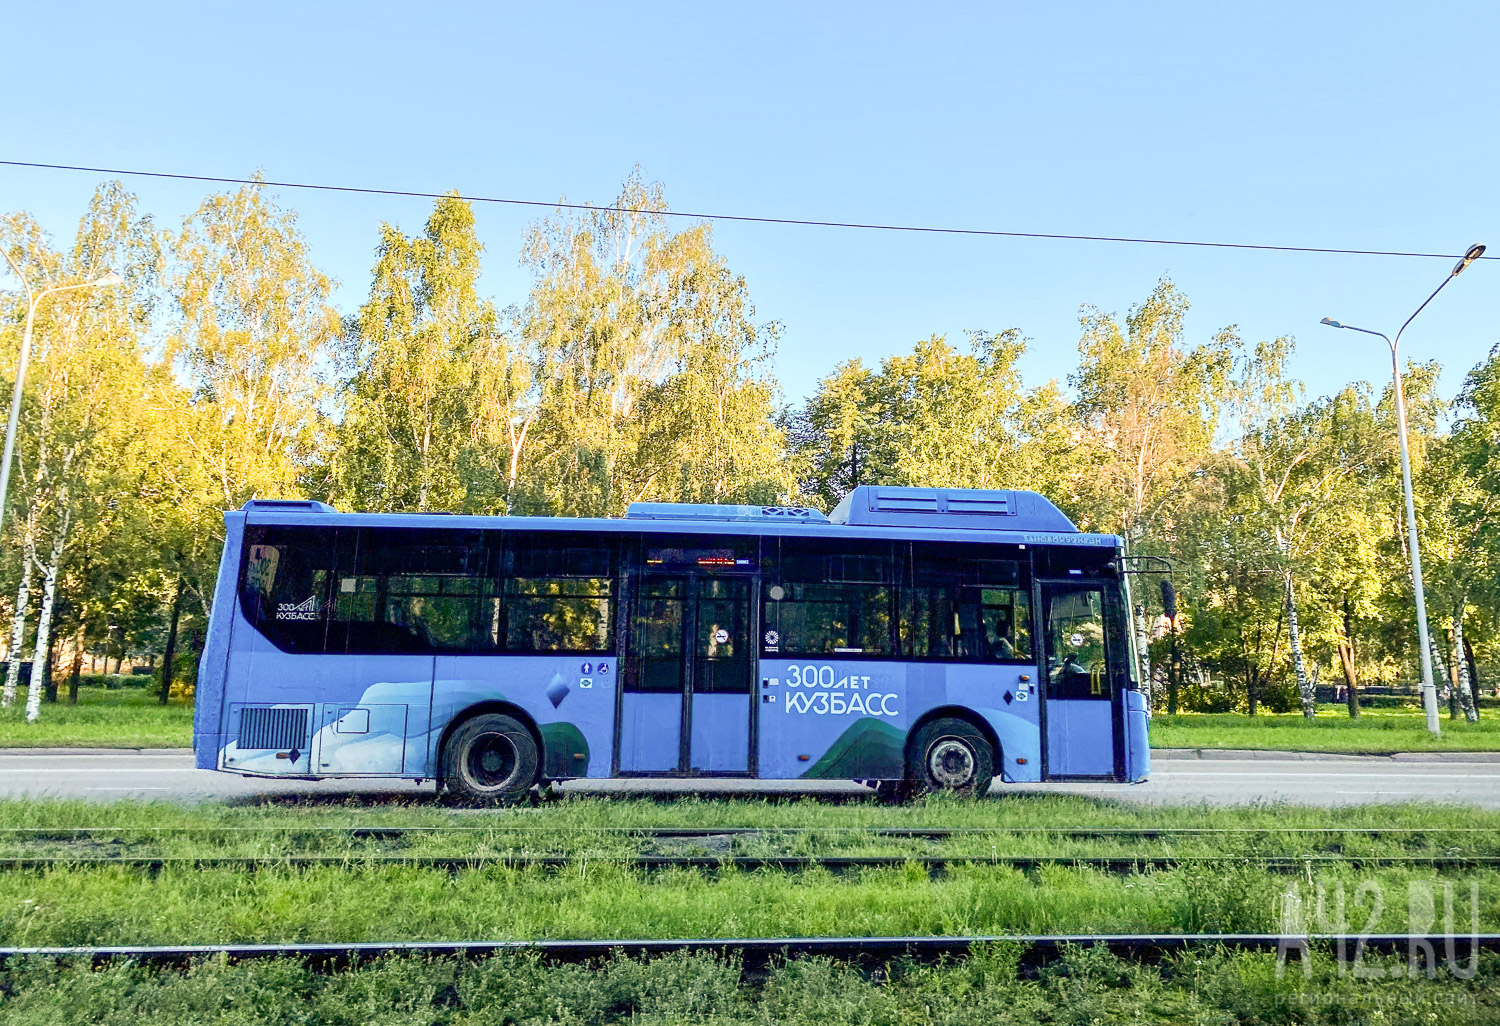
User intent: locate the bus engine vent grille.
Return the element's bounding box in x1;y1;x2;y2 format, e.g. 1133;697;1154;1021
237;706;309;750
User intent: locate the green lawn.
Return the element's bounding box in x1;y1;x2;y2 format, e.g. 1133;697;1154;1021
0;796;1497;947
0;686;191;749
3;947;1493;1026
1151;708;1500;753
2;797;1494;1022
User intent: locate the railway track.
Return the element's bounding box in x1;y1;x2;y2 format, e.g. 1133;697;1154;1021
2;853;1496;873
3;933;1496;969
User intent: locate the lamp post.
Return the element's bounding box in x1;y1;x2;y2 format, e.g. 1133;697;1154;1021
1321;243;1487;735
0;249;124;536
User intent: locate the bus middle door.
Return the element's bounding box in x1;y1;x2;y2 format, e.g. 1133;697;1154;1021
619;572;754;774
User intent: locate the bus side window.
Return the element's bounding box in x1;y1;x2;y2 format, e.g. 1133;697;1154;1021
239;525;338;654
1042;585;1109;700
332;528;486;655
765;541;894;656
485;532;616;654
976;587;1031;661
902;545;1029;663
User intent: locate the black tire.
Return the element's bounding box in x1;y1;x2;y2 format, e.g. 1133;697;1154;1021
908;718;994;797
442;713;540;805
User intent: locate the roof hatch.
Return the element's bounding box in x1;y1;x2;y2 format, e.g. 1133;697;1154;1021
242;499;337;513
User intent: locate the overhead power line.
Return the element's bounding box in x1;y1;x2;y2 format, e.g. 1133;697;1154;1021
1;159;1492;263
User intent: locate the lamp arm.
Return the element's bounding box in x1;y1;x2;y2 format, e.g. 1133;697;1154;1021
0;244;36;306
1335;323;1393;349
1393;274;1453;352
33;280;102;304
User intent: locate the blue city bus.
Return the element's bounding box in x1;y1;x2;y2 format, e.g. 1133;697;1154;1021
193;486;1150;801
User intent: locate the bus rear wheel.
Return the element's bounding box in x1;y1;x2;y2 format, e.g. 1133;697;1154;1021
442;713;540;805
909;718;994;798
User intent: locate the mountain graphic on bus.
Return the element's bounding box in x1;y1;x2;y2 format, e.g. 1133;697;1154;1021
801;717;905;779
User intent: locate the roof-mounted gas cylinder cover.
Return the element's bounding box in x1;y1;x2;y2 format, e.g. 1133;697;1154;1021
828;486;1077;533
624;503;830;525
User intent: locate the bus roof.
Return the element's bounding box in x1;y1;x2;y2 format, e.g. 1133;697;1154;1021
237;486;1122;550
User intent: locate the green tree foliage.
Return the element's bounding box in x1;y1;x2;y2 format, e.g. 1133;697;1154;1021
3;173;1497;726
333;194;496;513
791;330;1078;510
1070;278;1236;546
0;185;159;718
500;171;790;514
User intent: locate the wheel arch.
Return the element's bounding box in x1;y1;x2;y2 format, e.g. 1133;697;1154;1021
905;705;1002;770
434;701;542;784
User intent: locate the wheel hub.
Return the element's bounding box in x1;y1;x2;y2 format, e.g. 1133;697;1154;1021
467;733;518;787
927;738;975;787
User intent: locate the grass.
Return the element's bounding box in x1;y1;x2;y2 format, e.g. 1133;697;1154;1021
3;860;1497;946
2;796;1497;1021
5;792;1500;835
2;795;1499;861
1152;707;1500;753
0;686;191;749
1;947;1493;1026
0;797;1497;946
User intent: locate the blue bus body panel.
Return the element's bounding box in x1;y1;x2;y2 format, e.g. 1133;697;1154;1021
757;659;1042;782
1046;701;1114;777
214;648;620;780
433;656;619;779
690;694;751;772
618;693;681;772
194;512;245;769
240;507;1122;552
1124;689;1151;782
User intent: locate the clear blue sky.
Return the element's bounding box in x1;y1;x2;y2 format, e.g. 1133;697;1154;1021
2;0;1497;405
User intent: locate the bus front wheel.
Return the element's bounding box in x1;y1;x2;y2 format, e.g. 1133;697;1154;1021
909;718;994;798
442;713;540;805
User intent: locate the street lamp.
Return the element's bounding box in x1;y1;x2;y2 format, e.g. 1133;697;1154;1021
1321;243;1487;735
0;250;124;536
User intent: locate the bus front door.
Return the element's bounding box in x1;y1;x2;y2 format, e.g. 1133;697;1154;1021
1039;581;1119;779
619;574;754;774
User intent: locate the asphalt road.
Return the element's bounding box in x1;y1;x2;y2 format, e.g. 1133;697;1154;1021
3;749;1500;806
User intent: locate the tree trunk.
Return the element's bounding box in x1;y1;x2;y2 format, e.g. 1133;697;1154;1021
1427;632;1452;718
1453;608;1479;723
42;626;58;704
3;561;32;709
68;628;83;705
1447;628;1461;720
160;576;183;705
1337;594;1359;719
1462;635;1484;709
26;518;69;724
1285;573;1315;718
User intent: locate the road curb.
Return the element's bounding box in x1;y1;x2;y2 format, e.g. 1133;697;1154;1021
1153;748;1500;763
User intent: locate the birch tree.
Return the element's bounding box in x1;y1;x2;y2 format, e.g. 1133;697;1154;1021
1071;279;1237;698
1;187;156;718
169;178;339;508
499;169;790;514
333;194;495;512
